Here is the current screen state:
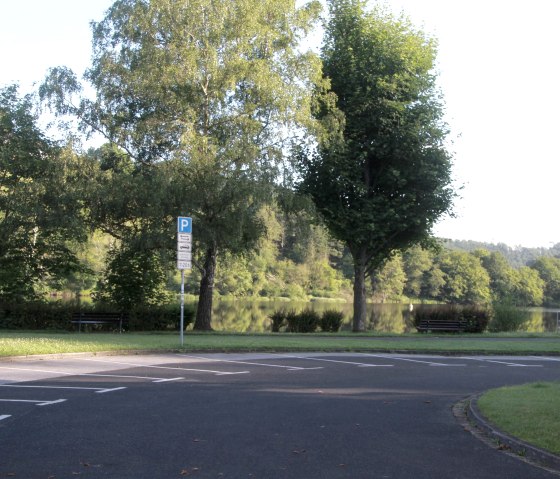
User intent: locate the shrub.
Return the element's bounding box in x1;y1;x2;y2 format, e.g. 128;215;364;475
414;304;490;333
461;305;490;333
128;304;195;331
320;309;344;332
0;301;195;332
270;310;287;332
286;308;320;333
488;300;529;332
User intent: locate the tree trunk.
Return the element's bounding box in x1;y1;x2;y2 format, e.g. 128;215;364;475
352;248;368;332
194;244;218;331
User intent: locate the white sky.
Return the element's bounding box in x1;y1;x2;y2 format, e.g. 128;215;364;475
1;0;559;248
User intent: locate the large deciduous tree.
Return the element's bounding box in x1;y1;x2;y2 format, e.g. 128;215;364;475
0;86;85;301
298;0;455;331
41;0;322;329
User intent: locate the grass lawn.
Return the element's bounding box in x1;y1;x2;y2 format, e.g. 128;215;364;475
478;382;560;455
0;330;559;357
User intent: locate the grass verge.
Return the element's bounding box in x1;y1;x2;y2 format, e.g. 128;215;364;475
0;331;559;357
478;382;560;455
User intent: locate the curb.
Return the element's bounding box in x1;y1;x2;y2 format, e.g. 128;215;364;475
455;395;560;475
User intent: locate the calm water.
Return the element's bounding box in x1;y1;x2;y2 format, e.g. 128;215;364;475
190;300;560;333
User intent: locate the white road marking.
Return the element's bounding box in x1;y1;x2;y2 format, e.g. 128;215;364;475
462;358;543;367
73;357;249;376
360;353;466;367
0;398;66;406
0;384;126;393
0;366;184;382
96;387;127;394
0;415;11;421
531;356;560;362
287;355;394;368
178;354;323;371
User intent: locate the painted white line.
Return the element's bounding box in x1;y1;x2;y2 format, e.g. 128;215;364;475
0;415;10;421
531;356;560;362
73;357;249;376
0;384;127;394
152;377;184;383
360;354;466;367
178;354;323;371
0;398;66;406
37;399;66;407
288;355;393;368
0;384;110;392
96;387;127;394
463;358;543;368
0;366;182;382
214;371;251;376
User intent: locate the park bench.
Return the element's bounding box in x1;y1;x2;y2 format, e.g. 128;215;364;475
71;312;129;333
416;318;466;333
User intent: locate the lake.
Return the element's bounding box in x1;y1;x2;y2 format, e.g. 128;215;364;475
191;300;560;333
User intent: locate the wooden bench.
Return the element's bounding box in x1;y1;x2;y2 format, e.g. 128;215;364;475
71;312;129;333
416;319;466;333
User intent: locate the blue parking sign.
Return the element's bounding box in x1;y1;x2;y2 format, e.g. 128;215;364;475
177;217;192;233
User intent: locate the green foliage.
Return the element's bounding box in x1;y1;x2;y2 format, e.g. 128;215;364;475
41;0;324;332
127;304;194;332
413;304;490;333
460;305;491;333
371;255;406;303
270;308;344;333
530;257;560;306
286;308;320;333
298;1;455;331
436;251;491;304
489;299;530;332
319;309;344;332
94;245;173;310
270;310;288;333
0;302;73;330
0;301;194;331
0;86;86;301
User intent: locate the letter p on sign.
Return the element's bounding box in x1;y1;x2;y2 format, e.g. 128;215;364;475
177;217;192;234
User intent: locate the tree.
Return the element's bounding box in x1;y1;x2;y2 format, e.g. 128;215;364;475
298;1;455;330
475;250;517;302
371;254;406;303
402;245;434;298
0;86;86;301
437;251;491;304
41;0;322;329
513;266;544;307
530;257;560;306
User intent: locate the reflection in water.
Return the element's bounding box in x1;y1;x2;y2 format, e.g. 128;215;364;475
191;300;559;333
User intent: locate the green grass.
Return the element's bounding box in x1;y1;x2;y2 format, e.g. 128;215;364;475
0;331;559;357
478;382;560;455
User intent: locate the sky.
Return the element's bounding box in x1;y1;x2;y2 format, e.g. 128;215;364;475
1;0;559;248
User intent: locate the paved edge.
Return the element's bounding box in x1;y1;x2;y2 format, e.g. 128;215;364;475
454;395;560;476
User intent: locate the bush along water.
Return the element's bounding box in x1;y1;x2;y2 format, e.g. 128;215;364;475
413;304;490;333
269;309;344;333
488;299;530;332
0;301;195;332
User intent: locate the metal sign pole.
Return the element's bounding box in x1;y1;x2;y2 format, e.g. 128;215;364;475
177;216;192;347
180;269;185;347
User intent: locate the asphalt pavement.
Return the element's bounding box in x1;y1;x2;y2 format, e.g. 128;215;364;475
0;352;559;478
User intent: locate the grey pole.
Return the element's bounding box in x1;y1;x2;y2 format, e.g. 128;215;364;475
180;270;185;346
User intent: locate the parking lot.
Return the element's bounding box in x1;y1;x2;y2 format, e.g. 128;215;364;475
1;352;559;478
